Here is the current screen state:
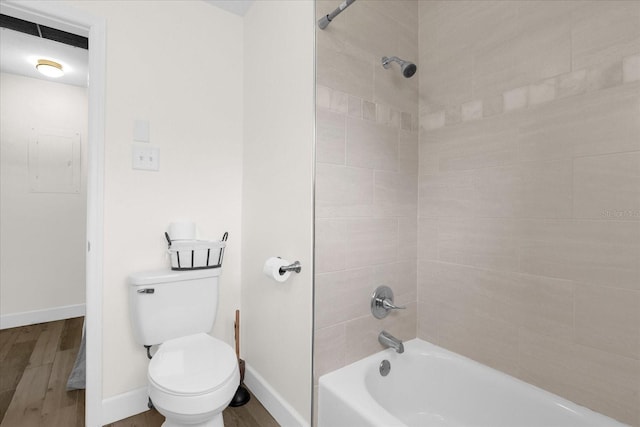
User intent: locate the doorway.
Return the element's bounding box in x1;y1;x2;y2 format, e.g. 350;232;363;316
0;2;105;425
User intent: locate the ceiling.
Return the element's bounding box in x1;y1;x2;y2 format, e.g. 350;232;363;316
0;27;89;87
0;0;254;88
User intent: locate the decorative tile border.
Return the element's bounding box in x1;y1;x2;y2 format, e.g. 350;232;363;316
422;52;640;132
316;84;419;133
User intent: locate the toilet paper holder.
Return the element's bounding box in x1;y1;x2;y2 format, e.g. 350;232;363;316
279;260;302;274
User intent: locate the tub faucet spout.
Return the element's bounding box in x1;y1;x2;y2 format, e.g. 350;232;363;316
378;330;404;353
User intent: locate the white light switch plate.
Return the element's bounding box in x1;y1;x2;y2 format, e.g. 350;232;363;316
132;146;159;171
133;120;150;142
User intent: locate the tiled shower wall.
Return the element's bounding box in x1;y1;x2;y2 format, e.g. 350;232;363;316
314;0;419;384
416;1;640;426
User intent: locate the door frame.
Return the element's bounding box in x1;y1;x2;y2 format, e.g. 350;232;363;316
0;1;106;425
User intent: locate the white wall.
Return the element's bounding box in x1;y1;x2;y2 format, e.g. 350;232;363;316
0;72;87;321
242;1;314;423
65;0;244;400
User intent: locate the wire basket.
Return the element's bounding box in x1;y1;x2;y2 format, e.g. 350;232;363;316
165;232;228;270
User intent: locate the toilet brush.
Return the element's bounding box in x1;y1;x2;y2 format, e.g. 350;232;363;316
229;309;250;407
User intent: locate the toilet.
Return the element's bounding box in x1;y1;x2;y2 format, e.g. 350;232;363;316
128;268;239;427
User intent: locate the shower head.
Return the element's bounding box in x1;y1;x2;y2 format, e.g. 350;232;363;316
382;56;417;78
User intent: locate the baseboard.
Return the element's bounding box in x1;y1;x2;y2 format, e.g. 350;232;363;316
245;363;309;427
99;366;309;426
101;386;149;425
0;303;86;329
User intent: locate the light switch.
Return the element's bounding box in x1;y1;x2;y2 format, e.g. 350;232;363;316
133;120;150;142
132;146;159;171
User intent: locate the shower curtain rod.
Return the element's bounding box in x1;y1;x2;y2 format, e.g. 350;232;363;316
318;0;356;30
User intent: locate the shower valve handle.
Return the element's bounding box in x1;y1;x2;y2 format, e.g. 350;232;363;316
382;299;406;311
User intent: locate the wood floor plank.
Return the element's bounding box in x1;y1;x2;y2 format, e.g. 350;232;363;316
15;324;43;344
0;329;19;364
59;317;83;352
1;364;52;427
42;349;79;416
0;390;14;425
42;403;77;427
29;320;65;368
1;340;38;392
75;388;85;427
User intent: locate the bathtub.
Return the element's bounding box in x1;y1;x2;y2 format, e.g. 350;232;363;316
318;339;626;427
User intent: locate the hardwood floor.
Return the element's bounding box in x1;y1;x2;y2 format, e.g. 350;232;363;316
0;319;279;427
0;317;84;427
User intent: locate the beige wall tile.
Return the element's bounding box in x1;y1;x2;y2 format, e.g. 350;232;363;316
518;330;640;426
313;324;346;382
315;268;372;329
422;110;445;131
586;58;623;92
363;100;376;121
398;130;418;176
437;218;521;272
374;170;418;217
517;159;573;219
519;219;640;290
529;77;557;105
417;217;438;260
347;95;362;118
482;93;504;117
556;69;587;99
330;89;349;114
438;303;520;376
445;104;462;126
571;0;640;70
575;283;640;359
315;163;373;218
518;82;640;162
518;273;574;340
315;219;347;274
623;54;640;83
345;217;398;269
346;117;398;170
419;171;476;219
398;216;418;260
503;86;529;111
316;108;346;165
573;152;640;221
317;85;331;109
461;100;482;121
432;115;519;172
475;165;520;218
316;42;373;101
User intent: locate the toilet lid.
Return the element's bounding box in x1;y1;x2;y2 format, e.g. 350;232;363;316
148;333;238;396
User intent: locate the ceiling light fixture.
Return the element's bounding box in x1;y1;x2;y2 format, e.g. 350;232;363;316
36;59;64;78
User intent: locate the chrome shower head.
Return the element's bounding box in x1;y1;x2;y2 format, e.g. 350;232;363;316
382;56;417;78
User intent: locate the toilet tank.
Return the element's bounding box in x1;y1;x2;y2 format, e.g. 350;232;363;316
128;268;221;346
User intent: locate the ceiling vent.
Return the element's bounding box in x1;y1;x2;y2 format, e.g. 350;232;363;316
0;14;88;50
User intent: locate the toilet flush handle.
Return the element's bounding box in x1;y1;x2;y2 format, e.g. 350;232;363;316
137;288;155;294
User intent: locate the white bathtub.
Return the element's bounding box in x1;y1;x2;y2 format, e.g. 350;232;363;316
318;339;626;427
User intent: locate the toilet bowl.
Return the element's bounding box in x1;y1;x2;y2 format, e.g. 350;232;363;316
148;333;239;427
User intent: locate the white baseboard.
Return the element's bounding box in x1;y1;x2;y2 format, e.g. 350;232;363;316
100;365;309;426
245;363;309;427
0;303;86;329
101;386;149;425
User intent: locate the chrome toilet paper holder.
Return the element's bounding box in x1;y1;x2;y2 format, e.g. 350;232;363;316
278;259;301;275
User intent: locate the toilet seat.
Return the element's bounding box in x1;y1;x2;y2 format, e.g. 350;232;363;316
149;333;238;397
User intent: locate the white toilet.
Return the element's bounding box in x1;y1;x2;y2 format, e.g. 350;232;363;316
128;268;239;427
